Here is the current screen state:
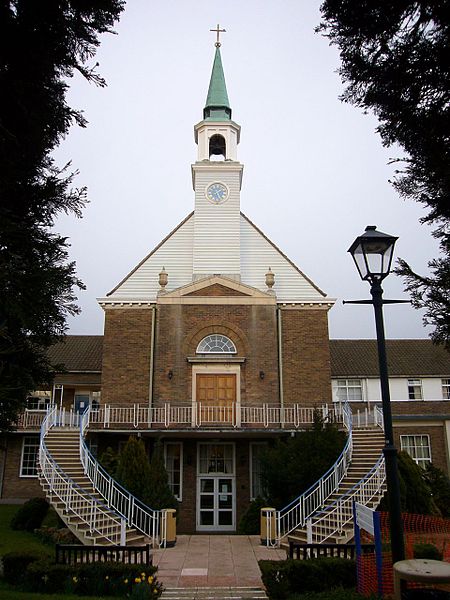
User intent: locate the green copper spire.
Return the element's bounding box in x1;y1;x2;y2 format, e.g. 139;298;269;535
204;46;232;121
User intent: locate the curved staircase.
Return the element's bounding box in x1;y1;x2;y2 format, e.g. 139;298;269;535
286;426;386;546
40;426;146;545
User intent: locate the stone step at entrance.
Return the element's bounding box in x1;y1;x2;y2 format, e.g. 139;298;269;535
161;587;268;600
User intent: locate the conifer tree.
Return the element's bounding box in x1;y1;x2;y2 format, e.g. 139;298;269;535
0;1;124;430
147;440;178;511
318;1;450;347
115;437;152;506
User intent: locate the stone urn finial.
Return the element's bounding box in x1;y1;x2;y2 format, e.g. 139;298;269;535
265;267;275;290
159;267;168;290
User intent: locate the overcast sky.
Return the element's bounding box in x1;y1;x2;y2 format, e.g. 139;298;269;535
53;0;438;340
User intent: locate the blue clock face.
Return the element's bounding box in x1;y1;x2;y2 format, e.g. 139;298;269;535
206;182;228;204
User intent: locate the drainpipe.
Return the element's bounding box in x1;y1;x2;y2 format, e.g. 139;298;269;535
149;305;156;408
276;307;284;426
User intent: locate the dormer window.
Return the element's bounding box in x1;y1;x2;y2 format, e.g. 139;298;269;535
209;134;226;160
196;334;236;354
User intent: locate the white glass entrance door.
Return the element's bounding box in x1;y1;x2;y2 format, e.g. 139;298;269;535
197;443;235;531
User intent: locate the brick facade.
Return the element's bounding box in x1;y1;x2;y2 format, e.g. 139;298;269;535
0;435;43;501
102;308;153;404
394;425;449;474
153;303;280;407
281;309;332;406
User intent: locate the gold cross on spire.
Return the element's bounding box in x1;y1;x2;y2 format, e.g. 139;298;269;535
210;24;226;47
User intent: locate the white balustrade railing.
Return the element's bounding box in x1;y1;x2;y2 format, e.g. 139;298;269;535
80;407;163;547
39;406;126;545
87;402;341;429
272;401;354;546
306;455;386;544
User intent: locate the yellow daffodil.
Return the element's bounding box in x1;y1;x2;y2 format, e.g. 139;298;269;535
148;575;154;584
124;579;128;584
135;577;141;583
141;572;146;578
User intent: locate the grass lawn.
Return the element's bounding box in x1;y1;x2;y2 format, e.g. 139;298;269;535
0;505;137;599
0;580;117;600
0;504;52;558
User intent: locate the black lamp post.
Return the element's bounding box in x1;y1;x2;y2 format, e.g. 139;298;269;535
347;225;405;564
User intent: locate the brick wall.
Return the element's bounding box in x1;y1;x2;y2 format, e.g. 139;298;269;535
102;308;153;404
281;309;332;406
1;435;43;500
394;425;449;475
153;304;279;406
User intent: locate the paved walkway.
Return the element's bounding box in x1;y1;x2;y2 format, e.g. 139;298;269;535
153;535;286;589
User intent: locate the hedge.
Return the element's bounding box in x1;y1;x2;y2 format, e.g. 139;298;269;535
259;558;356;600
2;553;163;598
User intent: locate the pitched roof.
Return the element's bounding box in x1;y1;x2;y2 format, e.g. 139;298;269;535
47;335;103;372
204;46;231;121
330;339;450;377
46;336;450;378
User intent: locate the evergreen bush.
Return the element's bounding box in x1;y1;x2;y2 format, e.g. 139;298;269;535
146;439;178;511
423;463;450;517
260;412;346;508
10;497;49;531
413;543;443;561
2;551;42;586
24;559;162;597
238;496;267;534
259;558;356;600
115;436;153;506
99;446;119;477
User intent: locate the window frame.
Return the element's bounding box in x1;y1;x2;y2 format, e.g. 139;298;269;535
407;379;423;400
442;379;450;400
26;391;51;411
400;434;432;468
196;334;237;355
164;442;183;502
250;442;267;501
20;435;40;478
334;378;364;402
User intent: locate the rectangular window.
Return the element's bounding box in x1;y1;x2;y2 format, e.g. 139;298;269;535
165;442;183;501
250;443;267;500
400;435;431;468
335;379;363;402
20;436;40;477
442;379;450;400
407;379;423;400
26;391;51;411
198;443;234;475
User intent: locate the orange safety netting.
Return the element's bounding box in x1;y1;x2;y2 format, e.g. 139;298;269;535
357;512;450;598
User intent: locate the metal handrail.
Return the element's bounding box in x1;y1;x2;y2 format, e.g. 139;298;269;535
273;402;354;545
39;406;126;545
80;407;163;547
306;455;386;544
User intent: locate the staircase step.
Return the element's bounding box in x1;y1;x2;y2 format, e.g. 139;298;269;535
161;588;268;600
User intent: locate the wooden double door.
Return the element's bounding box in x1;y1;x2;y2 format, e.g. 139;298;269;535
196;374;236;424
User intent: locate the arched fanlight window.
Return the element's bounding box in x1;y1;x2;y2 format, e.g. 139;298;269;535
196;334;237;354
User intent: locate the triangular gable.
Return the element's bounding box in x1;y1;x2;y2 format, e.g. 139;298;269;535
160;275;273;299
99;210;334;306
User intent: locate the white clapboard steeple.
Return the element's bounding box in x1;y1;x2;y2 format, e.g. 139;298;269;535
192;29;243;281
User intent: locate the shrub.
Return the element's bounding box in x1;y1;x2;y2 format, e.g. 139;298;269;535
146;439;178;511
25;559;163;597
260;413;347;509
99;446;119;477
40;505;65;529
10;497;49;531
423;463;450;517
2;551;42;586
259;558;356;600
413;542;443;561
238;497;267;534
34;526;78;545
